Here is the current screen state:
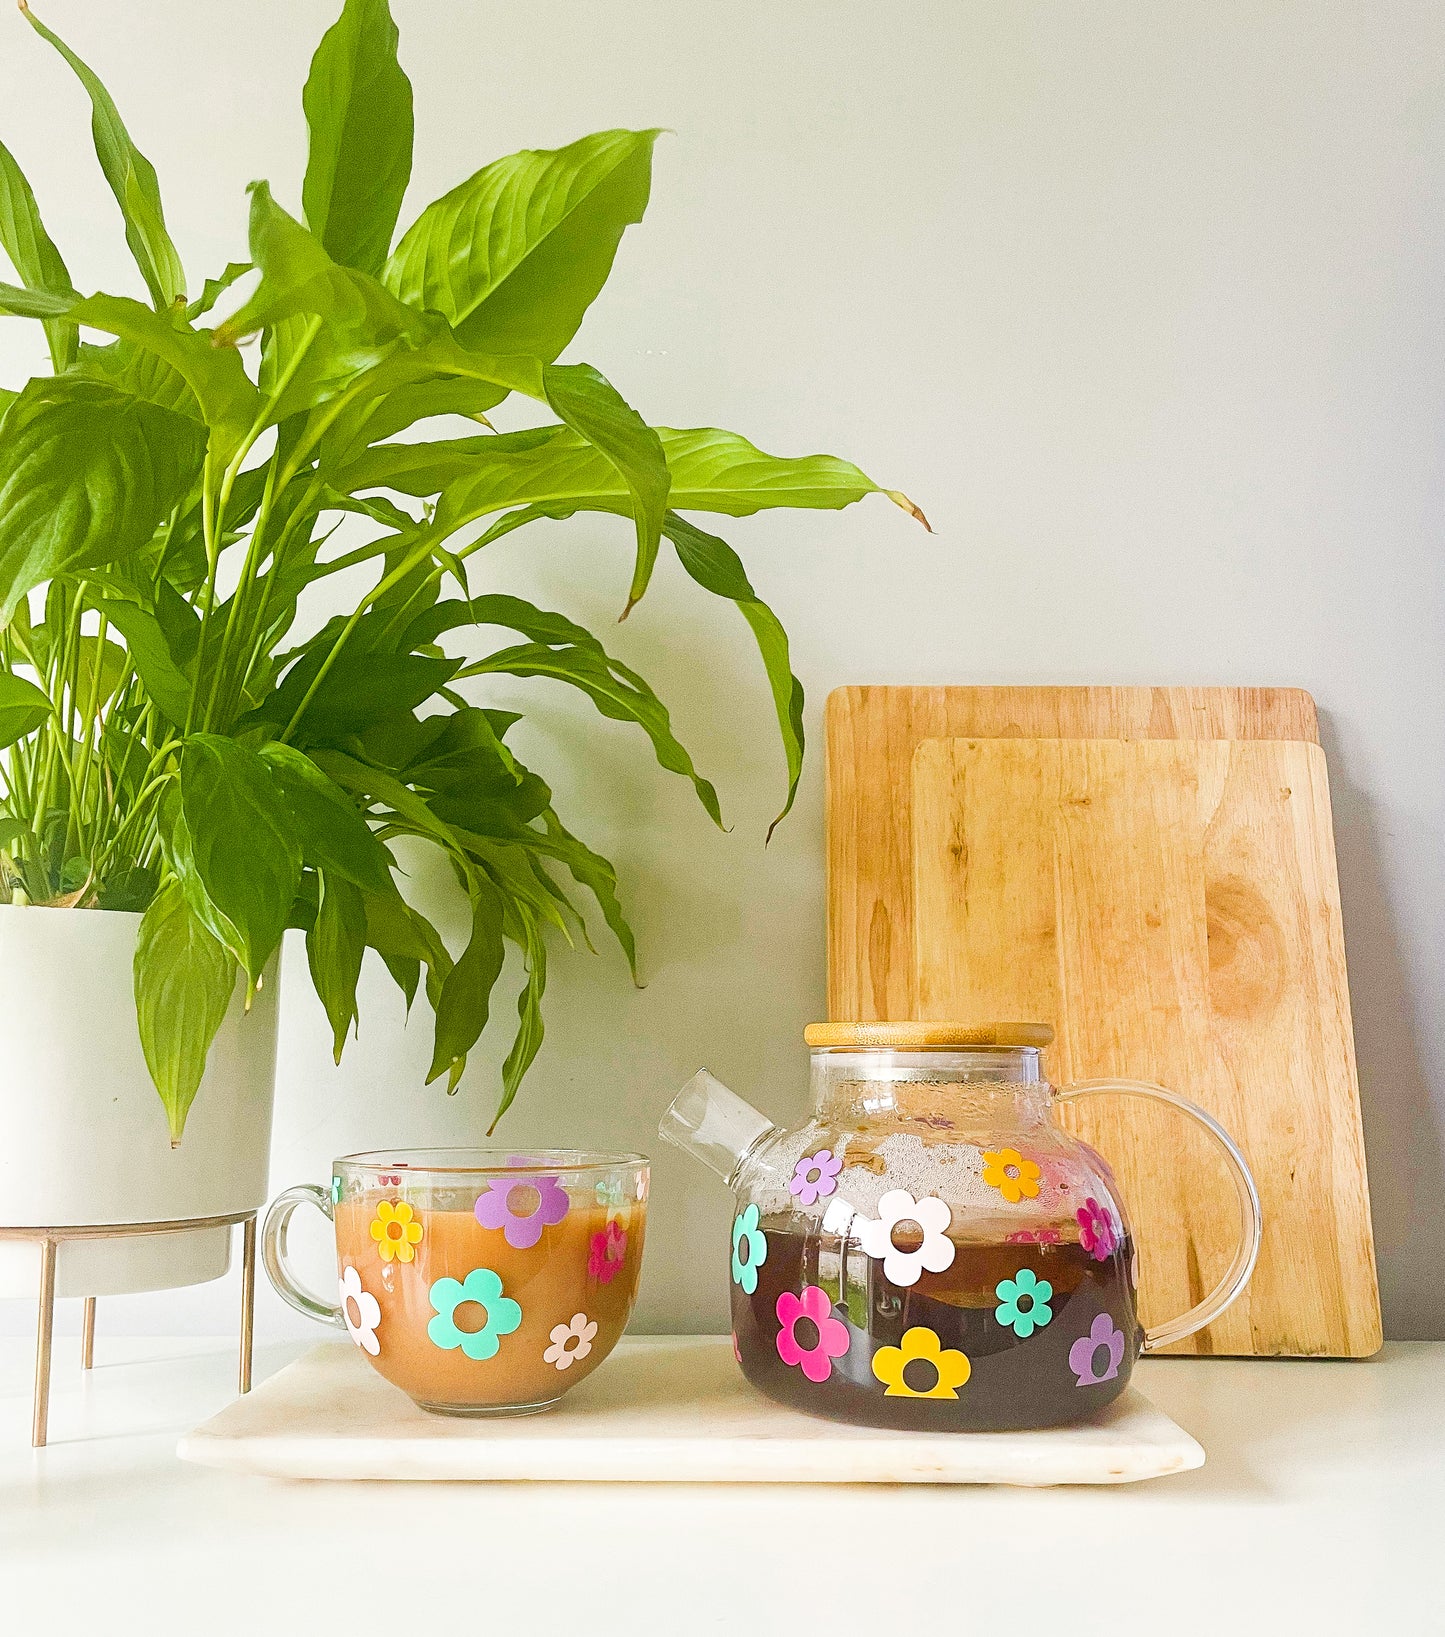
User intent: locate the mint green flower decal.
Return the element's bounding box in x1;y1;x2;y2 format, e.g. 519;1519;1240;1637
731;1204;767;1295
330;1176;343;1205
595;1176;627;1210
427;1267;522;1361
995;1266;1053;1338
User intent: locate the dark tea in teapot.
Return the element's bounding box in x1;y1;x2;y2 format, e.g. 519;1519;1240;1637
735;1220;1140;1431
662;1021;1259;1433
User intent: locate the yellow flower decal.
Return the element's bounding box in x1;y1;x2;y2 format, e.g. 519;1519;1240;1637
369;1199;424;1263
871;1327;971;1399
982;1147;1041;1203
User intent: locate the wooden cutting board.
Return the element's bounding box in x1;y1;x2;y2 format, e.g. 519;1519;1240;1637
825;685;1321;1022
906;737;1379;1357
823;687;1380;1358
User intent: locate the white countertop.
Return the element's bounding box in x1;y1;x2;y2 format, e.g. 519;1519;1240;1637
3;1337;1440;1635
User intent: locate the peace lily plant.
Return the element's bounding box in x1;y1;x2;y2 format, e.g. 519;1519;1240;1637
0;0;923;1142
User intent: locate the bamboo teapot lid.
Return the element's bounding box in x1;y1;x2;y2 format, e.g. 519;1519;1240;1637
802;1021;1054;1050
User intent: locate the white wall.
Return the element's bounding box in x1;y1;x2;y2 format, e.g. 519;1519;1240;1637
2;0;1442;1343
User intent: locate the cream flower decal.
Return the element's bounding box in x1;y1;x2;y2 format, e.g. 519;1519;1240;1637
339;1266;381;1356
544;1313;599;1371
855;1190;955;1288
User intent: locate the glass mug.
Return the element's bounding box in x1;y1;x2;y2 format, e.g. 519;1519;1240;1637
263;1150;649;1416
661;1022;1261;1432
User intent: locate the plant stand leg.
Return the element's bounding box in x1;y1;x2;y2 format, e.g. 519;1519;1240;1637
81;1297;96;1370
239;1215;256;1395
32;1239;56;1449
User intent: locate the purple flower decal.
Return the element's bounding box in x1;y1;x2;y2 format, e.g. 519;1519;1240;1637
1069;1314;1127;1386
474;1160;570;1249
788;1149;844;1207
1076;1197;1118;1262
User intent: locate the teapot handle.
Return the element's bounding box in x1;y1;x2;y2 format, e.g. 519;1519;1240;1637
1055;1079;1262;1352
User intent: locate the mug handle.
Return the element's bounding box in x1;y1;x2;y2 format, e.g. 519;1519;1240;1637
261;1183;345;1328
1055;1079;1263;1352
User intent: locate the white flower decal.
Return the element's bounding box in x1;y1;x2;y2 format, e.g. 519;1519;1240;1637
339;1265;381;1356
855;1189;956;1288
544;1312;599;1371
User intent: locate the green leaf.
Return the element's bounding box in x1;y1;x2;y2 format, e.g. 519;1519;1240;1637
216;182;419;350
665;511;805;835
313;748;463;861
186;260;253;322
0;134;77;369
0;377;204;628
346;375;503;447
302;0;413;277
385;128;659;360
427;875;505;1089
133;878;238;1143
258;741;394;890
95;863;157;912
22;4;185;311
491;911;547;1131
535;808;636;979
0;279;73;321
543;362;668;615
68;294;261;459
654;427;929;522
178;734;302;985
0;669;52;748
339;424;555;496
306;869;367;1061
345;424;925;546
361;882;449;1010
71;337;202;422
76;634;128;708
263;648;461;741
90;596;193;726
443;594;722;825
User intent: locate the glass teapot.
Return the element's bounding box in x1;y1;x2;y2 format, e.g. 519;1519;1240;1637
660;1021;1261;1432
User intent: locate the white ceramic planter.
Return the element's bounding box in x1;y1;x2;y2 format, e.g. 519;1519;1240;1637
0;903;278;1299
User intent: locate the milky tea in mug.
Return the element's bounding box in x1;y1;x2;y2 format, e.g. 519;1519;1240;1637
263;1151;648;1414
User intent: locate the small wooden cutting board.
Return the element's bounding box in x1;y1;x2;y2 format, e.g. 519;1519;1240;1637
908;737;1380;1357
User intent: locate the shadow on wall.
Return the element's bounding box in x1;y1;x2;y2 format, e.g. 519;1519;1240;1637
1319;712;1441;1341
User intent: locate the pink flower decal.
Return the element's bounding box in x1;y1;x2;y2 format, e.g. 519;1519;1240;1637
474;1162;570;1249
788;1149;844;1207
1076;1197;1118;1262
1069;1314;1127;1386
775;1285;850;1383
588;1220;627;1283
1005;1228;1062;1246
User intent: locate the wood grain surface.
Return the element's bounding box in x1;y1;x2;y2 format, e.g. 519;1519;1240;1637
907;737;1380;1357
825;685;1320;1024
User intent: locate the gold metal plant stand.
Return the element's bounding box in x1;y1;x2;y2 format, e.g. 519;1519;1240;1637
2;1210;257;1448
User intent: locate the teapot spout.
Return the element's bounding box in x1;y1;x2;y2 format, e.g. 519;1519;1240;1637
659;1069;779;1188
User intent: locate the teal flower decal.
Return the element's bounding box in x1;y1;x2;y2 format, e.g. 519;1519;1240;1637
994;1266;1053;1338
595;1176;627;1211
731;1204;767;1295
330;1175;343;1205
427;1267;523;1361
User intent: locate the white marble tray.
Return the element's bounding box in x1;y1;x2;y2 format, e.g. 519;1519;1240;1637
177;1336;1204;1486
